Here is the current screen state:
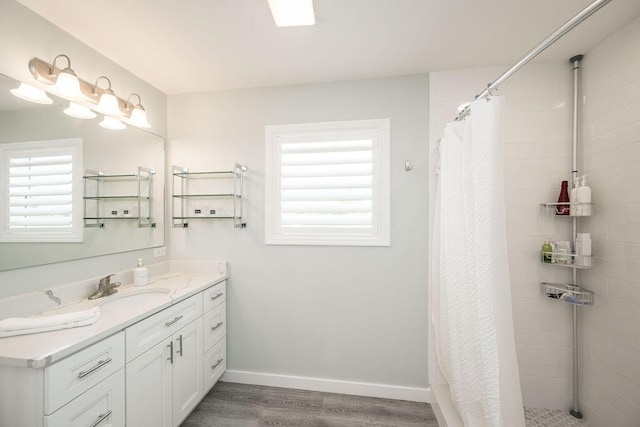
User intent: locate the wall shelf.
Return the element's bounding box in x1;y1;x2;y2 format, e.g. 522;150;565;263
541;282;594;306
172;163;247;229
539;202;592;217
83;167;156;228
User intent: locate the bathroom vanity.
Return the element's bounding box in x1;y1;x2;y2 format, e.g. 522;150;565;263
0;264;227;427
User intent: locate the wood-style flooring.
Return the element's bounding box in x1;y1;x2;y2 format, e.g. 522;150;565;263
181;381;438;427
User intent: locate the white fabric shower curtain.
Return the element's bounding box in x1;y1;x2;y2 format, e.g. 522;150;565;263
431;97;525;427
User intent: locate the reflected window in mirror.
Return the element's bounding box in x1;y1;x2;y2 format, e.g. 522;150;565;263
0;138;83;242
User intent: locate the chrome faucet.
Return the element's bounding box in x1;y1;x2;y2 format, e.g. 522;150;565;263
88;274;120;300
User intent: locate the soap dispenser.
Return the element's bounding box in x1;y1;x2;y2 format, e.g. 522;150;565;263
577;175;592;216
133;258;149;287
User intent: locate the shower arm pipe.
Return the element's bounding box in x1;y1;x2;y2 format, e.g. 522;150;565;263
454;0;611;121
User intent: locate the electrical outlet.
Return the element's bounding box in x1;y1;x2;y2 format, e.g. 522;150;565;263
153;246;167;257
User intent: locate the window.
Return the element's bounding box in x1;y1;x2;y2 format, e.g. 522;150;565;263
265;119;390;246
0;138;83;242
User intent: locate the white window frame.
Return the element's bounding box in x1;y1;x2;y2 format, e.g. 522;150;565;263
0;138;83;242
265;119;390;246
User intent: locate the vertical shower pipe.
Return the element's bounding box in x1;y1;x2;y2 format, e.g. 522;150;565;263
570;54;583;420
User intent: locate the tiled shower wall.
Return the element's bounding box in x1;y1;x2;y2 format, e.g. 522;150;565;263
579;16;640;427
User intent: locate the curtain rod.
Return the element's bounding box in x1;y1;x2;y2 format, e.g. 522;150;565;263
455;0;612;121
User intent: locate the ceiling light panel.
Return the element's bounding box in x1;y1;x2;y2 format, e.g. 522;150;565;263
268;0;315;27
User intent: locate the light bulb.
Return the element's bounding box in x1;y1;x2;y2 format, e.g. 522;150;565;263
52;69;84;100
99;116;126;130
10;83;53;104
64;102;97;119
96;92;122;116
129;106;151;128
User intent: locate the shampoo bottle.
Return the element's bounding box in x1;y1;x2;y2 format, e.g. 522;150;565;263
556;181;570;215
577;175;592;216
133;258;149;287
570;177;580;216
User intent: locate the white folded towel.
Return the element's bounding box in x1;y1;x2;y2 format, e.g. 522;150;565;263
0;306;101;338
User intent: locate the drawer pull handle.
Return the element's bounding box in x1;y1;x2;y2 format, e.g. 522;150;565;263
168;341;174;364
211;358;224;370
165;315;184;327
78;358;112;379
177;335;183;357
210;293;224;301
211;322;224;331
89;410;112;427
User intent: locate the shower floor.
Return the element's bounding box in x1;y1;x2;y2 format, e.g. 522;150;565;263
525;407;588;426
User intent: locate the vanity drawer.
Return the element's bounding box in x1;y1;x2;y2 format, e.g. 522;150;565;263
203;303;226;352
203;339;226;392
126;293;203;362
45;367;125;427
203;281;226;312
44;332;125;414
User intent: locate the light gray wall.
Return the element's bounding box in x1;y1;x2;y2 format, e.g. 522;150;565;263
168;75;430;387
0;0;168;297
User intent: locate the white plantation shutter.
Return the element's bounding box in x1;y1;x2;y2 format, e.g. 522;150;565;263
0;139;83;242
266;120;390;246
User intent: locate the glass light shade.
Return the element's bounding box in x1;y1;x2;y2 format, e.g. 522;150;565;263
129;106;151;128
99;116;126;130
96;92;122;116
52;70;84;100
10;83;53;104
267;0;315;27
64;102;97;119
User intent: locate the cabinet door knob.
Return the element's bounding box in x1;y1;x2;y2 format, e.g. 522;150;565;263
211;293;223;301
177;335;183;356
211;322;224;331
89;410;112;427
167;341;174;364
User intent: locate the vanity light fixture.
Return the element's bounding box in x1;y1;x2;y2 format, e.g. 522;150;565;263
26;55;152;129
99;115;126;130
267;0;316;27
10;82;53;104
124;93;151;128
94;76;122;116
64;102;97;119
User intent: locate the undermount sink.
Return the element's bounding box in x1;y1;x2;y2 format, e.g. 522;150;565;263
98;288;171;311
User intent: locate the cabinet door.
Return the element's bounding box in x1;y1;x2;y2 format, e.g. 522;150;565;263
126;337;173;427
172;318;204;426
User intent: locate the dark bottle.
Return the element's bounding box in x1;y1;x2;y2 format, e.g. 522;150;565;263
556;180;570;215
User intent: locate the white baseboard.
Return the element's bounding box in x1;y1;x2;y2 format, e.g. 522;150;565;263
221;369;431;403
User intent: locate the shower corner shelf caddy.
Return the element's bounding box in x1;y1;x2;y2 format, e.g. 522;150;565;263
171;163;247;229
538;201;594;306
83;166;156;228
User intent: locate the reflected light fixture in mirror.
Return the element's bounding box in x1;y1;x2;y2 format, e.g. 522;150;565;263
64;102;97;119
10;83;52;104
125;93;151;128
100;115;126;130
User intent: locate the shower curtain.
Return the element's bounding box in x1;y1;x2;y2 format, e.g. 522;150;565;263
431;97;525;427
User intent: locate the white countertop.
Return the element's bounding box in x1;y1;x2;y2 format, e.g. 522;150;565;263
0;270;226;368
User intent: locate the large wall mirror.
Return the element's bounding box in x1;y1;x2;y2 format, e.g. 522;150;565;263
0;72;164;271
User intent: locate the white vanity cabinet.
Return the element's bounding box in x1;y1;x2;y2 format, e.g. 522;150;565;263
0;332;126;427
0;276;227;427
126;315;203;427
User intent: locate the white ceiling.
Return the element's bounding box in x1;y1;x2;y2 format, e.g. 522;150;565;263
16;0;640;95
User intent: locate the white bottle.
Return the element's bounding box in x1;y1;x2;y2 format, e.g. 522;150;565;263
133;258;149;287
570;177;580;216
575;233;592;267
577;175;592;216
